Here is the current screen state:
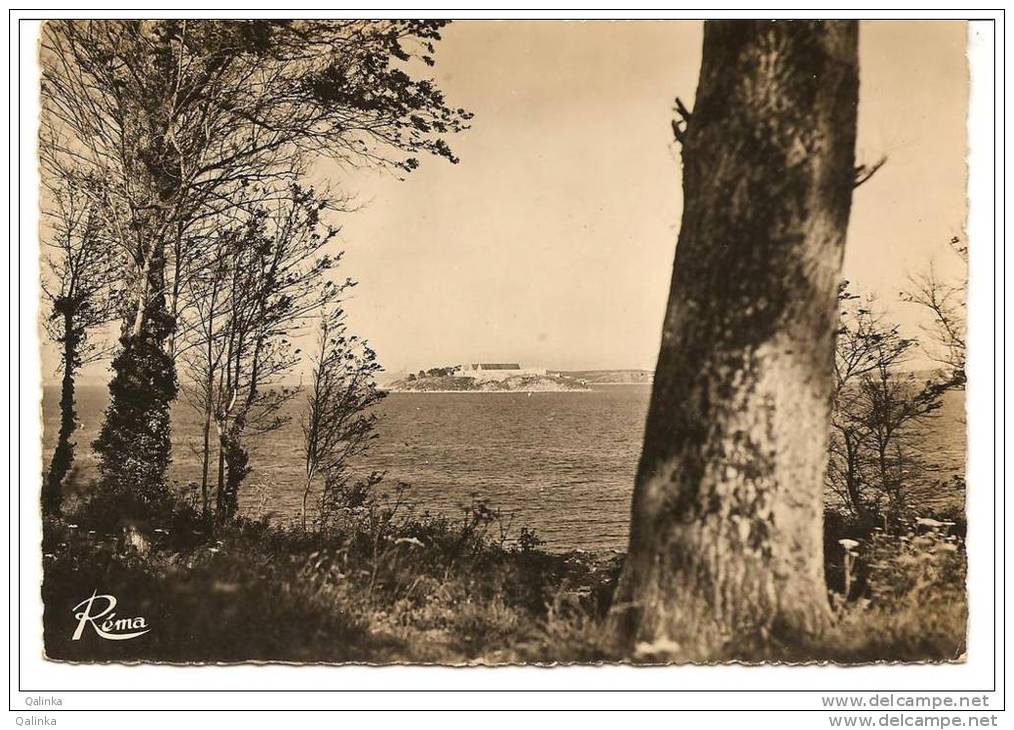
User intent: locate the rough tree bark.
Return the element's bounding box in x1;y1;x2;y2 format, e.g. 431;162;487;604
610;20;859;661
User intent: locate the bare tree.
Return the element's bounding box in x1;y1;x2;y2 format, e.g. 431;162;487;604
41;177;118;515
302;302;385;531
610;21;860;660
180;184;345;519
858;354;947;523
828;287;945;523
828;286;891;523
178;228;235;516
39;20;470;500
903;236;968;390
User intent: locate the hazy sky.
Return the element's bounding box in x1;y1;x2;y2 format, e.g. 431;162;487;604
331;20;968;374
49;20;968;382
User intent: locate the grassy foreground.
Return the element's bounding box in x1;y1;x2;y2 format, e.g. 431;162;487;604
42;485;967;664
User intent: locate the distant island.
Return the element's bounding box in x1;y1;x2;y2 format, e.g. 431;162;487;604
552;369;654;385
387;363;588;392
384;363;652;393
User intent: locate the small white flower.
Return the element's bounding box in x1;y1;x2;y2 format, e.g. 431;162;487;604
634;637;681;658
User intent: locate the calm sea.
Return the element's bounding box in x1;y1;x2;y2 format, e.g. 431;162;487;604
40;383;965;551
41;385;651;551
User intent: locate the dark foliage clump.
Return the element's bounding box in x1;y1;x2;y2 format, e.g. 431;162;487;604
93;302;178;506
43;479;965;665
43;484;623;664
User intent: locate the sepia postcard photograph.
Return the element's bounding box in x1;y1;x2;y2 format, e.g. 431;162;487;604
10;6;1004;723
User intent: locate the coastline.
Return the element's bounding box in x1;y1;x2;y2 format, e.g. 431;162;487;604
582;382;652;386
381;388;594;394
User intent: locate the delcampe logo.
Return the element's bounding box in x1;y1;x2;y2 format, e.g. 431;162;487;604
71;590;150;641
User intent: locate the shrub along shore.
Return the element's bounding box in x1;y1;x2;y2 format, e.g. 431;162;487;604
42;483;966;665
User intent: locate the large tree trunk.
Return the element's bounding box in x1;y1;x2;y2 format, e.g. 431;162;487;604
610;20;859;661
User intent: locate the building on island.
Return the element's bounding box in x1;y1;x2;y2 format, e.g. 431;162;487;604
454;363;547;381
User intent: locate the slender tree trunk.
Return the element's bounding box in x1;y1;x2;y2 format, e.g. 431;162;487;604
43;307;79;516
843;432;869;521
200;308;217;517
610;20;859;661
200;410;212;516
215;428;226;519
221;428;249;520
301;475;314;531
93;137;180;505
